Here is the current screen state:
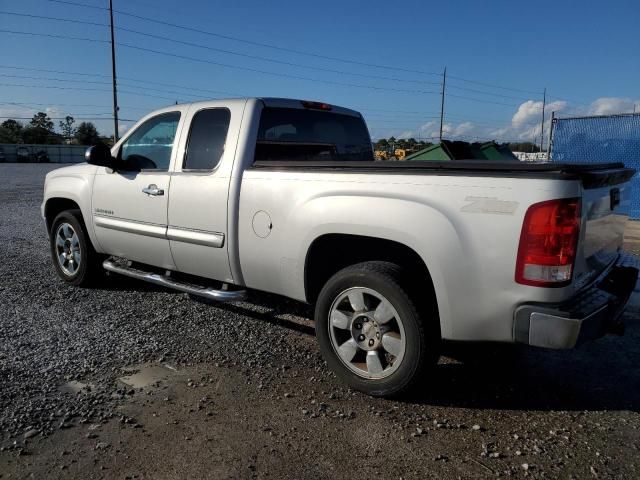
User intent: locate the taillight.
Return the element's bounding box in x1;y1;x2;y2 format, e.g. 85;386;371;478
515;198;581;287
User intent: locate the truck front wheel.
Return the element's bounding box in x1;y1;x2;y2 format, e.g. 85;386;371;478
49;210;104;287
315;261;439;397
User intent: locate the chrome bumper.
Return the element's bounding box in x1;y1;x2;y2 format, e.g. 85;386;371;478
514;253;639;349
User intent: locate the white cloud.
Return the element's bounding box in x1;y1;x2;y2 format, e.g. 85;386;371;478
371;96;639;148
118;123;131;136
588;97;636;115
512;100;566;127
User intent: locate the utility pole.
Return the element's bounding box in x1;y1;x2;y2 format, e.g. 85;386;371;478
539;87;546;152
109;0;120;142
439;66;446;142
546;110;555;161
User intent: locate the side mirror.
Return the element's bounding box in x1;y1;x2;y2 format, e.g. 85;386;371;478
85;144;116;169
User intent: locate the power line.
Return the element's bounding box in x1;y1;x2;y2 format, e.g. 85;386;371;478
446;93;535;108
0;10;109;29
116;43;442;95
0;64;245;97
0;115;135;121
0;10;441;86
0;72;112;86
0;72;211;101
447;74;541;95
0;28;108;44
33;3;585;108
0;27;441;96
0;80;191;103
115;26;442;86
46;0;444;77
447;84;534;102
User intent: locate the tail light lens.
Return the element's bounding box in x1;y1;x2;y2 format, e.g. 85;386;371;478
515;198;581;287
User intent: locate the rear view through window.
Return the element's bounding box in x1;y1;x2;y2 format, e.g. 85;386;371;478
255;107;373;162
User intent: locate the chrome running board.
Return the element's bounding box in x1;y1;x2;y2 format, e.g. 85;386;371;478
103;259;247;302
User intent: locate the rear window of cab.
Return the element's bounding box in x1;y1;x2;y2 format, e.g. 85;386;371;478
255;107;373;162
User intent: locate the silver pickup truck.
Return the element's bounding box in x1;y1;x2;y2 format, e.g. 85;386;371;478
42;97;638;397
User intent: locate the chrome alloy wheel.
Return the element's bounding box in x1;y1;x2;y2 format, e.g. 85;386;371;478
55;222;81;276
328;287;406;379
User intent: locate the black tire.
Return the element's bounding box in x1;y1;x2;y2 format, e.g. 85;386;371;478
315;261;440;397
49;209;104;287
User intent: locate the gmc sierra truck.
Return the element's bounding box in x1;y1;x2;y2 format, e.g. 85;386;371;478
42;97;639;397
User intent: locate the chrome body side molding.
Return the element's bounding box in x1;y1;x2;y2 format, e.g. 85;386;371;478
95;215;225;248
167;227;225;248
94;215;166;239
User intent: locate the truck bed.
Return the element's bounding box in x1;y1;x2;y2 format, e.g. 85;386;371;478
251;160;635;185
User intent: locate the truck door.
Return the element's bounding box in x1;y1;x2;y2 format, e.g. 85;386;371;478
91;109;186;269
167;103;242;283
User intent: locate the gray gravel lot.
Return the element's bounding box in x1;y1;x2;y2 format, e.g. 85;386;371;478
1;163;640;479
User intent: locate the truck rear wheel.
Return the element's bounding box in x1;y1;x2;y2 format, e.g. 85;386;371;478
49;210;104;287
315;261;439;397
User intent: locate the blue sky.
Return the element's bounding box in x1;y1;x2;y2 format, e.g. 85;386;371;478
1;0;638;144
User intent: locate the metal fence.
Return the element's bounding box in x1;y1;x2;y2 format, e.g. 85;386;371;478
0;144;87;163
549;112;640;219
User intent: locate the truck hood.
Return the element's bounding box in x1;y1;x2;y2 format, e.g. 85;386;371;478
45;162;98;181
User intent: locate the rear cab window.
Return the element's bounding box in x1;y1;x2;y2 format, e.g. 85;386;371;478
183;108;231;171
255;107;373;162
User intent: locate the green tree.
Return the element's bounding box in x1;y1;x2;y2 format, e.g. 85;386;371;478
0;119;23;143
374;138;389;150
22;112;60;144
59;116;76;140
30;112;54;131
74;122;101;145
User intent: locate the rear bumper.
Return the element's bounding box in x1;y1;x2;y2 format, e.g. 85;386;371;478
514;253;639;349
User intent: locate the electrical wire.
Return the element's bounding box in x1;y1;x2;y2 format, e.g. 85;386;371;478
0;28;441;96
46;0;444;77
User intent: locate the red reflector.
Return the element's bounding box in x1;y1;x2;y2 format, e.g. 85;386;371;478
301;100;332;111
515;198;581;287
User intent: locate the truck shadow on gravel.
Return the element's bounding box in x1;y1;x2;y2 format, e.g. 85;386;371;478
98;277;640;412
98;276;316;335
408;334;640;412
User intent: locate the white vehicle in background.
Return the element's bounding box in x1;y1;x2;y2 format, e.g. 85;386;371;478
42;98;638;397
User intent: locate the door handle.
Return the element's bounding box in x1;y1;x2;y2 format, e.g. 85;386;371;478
142;184;164;196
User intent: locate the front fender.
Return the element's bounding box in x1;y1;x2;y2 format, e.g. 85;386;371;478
43;166;103;252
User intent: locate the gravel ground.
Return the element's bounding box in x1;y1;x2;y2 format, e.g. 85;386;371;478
1;163;640;479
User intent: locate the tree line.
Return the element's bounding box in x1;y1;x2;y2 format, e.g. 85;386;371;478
0;112;107;146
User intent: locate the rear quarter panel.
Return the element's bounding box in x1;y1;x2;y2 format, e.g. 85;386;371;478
238;169;582;342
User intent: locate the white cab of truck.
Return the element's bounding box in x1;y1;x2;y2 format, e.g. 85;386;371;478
42;97;639;397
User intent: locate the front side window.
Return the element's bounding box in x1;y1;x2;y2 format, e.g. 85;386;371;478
255;107;373;162
183;108;231;170
119;112;181;171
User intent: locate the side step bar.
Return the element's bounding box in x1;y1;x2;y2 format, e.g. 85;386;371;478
103;259;247;302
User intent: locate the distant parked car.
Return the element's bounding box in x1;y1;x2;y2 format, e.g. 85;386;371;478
0;147;5;163
16;146;30;163
35;149;50;163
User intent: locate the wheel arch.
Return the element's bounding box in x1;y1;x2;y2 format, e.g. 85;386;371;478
304;234;439;327
44;196;104;254
44;197;82;233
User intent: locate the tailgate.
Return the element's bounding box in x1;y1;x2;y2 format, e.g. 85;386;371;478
577;167;636;285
